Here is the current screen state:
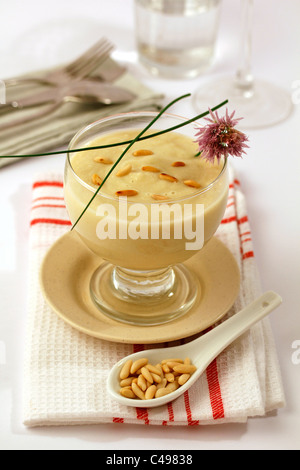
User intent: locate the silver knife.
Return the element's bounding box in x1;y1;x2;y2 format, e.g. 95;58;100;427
0;79;136;112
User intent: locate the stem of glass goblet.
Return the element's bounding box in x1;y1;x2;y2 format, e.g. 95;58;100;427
112;266;176;300
235;0;254;97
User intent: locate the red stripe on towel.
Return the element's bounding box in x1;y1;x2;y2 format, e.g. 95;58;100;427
167;402;174;422
241;238;252;244
238;215;249;225
30;218;72;227
32;196;65;203
112;417;124;424
183;390;199;425
31;204;66;210
240;230;251;238
242;250;255;260
162;401;175;426
33;181;64;189
133;344;145;353
221;215;237;224
221;215;249;225
136;407;150;425
206;359;225;420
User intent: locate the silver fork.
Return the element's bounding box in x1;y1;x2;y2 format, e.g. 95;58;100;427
3;37;115;88
95;58;127;82
0;80;136;131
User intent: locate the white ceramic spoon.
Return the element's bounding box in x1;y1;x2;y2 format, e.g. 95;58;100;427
107;291;282;408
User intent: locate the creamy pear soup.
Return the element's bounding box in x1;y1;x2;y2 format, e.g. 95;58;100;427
64;129;228;270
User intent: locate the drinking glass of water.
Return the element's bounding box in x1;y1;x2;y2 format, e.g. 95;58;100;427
134;0;221;79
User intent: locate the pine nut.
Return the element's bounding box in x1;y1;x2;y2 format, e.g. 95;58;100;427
130;358;148;374
120;377;135;387
145;385;157;400
120;387;136;399
116;164;132;177
162;364;170;373
159;173;178;183
142;166;160;172
172;161;186;167
165;381;179;393
161;358;184;364
165;373;175;383
151;194;168;201
92;174;102;186
178;374;190;385
151;373;162;383
94;157;113;164
132;149;154;156
183;180;202;189
166;361;184;369
155;387;172;398
115;189;138;197
156;378;167;390
173;364;197;374
131;382;145;400
137;374;147;391
141;366;153;384
119;359;133;380
146;364;162;375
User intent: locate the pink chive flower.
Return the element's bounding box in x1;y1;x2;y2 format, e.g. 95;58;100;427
194;108;249;163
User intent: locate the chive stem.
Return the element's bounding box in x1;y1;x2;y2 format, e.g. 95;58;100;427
0;97;228;159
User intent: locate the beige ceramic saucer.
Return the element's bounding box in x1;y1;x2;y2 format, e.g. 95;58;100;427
40;231;240;344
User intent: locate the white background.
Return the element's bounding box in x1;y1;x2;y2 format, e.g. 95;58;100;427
0;0;299;450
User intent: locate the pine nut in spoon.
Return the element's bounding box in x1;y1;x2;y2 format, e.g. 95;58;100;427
107;291;282;408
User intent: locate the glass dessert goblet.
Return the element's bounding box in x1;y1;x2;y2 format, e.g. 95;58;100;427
64;112;229;325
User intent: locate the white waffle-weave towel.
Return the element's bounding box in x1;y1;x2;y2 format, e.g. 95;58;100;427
23;168;285;426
